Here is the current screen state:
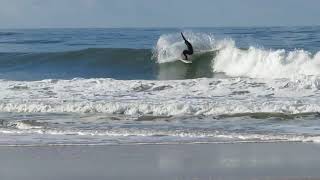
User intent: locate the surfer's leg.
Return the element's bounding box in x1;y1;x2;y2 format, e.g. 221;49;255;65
186;43;193;55
184;41;194;55
182;50;189;60
184;50;193;56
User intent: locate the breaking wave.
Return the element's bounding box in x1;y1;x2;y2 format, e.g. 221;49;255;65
155;32;320;80
213;39;320;79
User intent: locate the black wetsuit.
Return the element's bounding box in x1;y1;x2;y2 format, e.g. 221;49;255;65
181;32;194;60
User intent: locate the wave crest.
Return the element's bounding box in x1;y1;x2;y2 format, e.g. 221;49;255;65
213;39;320;79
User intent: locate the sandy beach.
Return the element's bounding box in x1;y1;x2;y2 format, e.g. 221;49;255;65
1;142;319;180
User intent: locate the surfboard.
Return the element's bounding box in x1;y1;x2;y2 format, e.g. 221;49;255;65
159;50;218;64
178;49;219;63
178;54;193;64
178;58;192;64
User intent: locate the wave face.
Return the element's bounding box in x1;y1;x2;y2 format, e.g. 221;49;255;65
0;48;217;81
0;48;156;80
0;31;220;81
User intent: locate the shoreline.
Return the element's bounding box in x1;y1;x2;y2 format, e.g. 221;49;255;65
0;140;311;147
1;142;320;180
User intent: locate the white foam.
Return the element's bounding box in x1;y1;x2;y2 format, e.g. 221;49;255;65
1;127;320;144
213;39;320;79
14;122;43;130
0;77;320;116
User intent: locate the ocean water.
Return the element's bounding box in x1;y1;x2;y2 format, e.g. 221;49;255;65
1;27;320;145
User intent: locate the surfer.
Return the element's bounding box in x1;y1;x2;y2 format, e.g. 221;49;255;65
181;32;194;60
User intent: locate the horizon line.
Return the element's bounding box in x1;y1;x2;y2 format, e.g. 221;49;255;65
1;25;320;30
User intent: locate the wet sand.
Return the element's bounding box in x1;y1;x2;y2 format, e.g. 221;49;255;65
1;142;320;180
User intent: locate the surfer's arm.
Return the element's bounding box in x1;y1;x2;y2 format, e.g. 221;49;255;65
181;32;187;41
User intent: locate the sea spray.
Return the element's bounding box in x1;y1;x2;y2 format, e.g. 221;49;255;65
154;32;216;63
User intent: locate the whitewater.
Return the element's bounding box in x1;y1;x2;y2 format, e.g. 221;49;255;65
1;27;320;145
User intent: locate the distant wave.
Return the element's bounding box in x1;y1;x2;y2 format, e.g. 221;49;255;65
0;40;64;44
0;32;21;36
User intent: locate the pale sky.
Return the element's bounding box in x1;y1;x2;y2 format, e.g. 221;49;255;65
0;0;319;28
